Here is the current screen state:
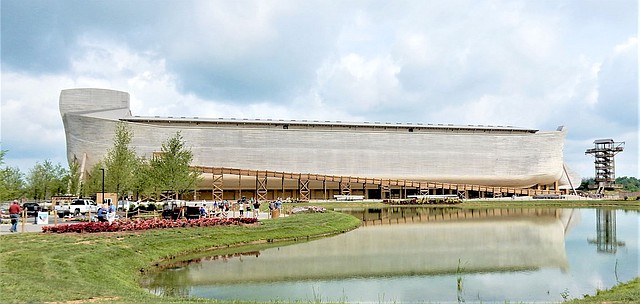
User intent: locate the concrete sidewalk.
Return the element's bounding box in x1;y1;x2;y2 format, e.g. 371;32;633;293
0;222;53;234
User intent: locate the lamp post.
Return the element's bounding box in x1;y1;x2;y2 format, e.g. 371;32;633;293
100;168;105;205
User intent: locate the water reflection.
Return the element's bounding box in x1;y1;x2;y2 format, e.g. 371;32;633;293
142;208;638;303
588;209;626;253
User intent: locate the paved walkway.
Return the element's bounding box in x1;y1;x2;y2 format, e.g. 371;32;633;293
0;222;52;234
0;211;285;235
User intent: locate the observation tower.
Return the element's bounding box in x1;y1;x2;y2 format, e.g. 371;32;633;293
585;139;624;194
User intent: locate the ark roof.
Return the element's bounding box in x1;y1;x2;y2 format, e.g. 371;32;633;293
123;115;539;133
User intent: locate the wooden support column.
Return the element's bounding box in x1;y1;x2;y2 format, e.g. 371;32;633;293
456;190;465;200
238;174;242;200
256;173;268;202
299;179;310;201
420;187;429;195
381;181;390;199
212;174;224;201
340;181;351;196
281;176;285;199
363;183;367;199
323;180;327;201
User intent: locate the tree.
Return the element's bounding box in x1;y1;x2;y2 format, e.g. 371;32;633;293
104;122;140;199
25;160;68;200
0;150;25;200
578;178;595;191
131;158;159;200
1;167;25;200
616;176;640;192
67;159;81;197
149;131;201;199
82;162;105;198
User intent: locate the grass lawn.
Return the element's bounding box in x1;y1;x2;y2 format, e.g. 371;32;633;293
0;212;360;303
1;200;638;303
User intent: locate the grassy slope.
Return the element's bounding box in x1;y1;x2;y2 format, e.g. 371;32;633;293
568;278;640;303
0;212;361;304
1;201;638;303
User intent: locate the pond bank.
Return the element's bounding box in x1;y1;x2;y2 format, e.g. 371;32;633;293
1;201;638;303
0;212;361;303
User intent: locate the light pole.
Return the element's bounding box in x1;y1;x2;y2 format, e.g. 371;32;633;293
100;168;105;205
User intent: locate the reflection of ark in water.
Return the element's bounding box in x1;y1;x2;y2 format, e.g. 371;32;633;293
60;88;581;198
163;208;579;285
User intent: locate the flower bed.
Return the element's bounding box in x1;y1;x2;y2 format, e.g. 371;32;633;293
42;217;258;233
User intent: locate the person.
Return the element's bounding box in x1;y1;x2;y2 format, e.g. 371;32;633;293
222;200;229;217
97;205;107;222
199;205;206;218
252;199;261;218
9;200;21;233
238;201;245;217
275;197;282;210
107;203;117;224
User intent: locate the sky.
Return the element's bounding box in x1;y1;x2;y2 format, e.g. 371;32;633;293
1;0;638;180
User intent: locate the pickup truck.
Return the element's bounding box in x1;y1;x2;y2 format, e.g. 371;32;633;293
56;199;98;218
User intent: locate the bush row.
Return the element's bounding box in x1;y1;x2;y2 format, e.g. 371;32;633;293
42;217;258;233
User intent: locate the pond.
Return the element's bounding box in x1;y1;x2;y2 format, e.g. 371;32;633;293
142;207;639;303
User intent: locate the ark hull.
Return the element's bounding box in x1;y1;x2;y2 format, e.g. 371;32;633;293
60;88;577;191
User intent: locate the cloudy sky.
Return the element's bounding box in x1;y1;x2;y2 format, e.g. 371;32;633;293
1;0;637;179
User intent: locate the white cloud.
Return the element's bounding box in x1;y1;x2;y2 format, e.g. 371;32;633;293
1;72;74;170
167;1;288;62
595;37;638;129
314;53;402;111
1;0;637;180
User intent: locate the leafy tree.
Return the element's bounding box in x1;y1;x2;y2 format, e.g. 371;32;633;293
1;167;26;200
82;162;105;198
616;176;640;192
104;122;140;199
130;158;160;201
25;160;68;200
0;150;7;198
67;159;81;197
578;177;595;191
578;176;639;192
149;131;201;199
0;150;26;200
0;149;7;199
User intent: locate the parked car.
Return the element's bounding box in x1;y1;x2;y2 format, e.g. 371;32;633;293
22;202;41;217
56;198;98;218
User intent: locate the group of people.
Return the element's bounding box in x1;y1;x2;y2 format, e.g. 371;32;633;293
195;200;231;218
192;197;284;219
235;196;263;218
5;195;288;233
96;203;117;224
